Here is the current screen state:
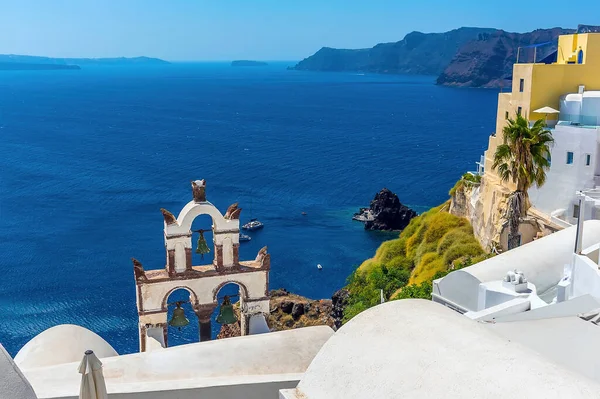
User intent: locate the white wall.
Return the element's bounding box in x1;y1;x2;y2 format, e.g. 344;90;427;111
572;254;600;299
39;380;298;399
529;125;600;222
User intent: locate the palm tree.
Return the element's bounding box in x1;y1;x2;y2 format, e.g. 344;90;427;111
492;115;554;250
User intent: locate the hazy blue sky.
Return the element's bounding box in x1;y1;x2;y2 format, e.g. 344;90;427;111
1;0;598;61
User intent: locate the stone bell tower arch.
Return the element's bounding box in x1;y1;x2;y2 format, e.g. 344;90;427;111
132;180;271;352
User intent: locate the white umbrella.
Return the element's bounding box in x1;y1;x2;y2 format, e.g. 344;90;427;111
533;106;560;114
78;350;108;399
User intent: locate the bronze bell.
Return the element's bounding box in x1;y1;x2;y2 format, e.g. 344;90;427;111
216;296;238;325
168;301;189;330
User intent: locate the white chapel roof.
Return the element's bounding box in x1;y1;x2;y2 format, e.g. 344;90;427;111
14;324;118;370
21;326;333;398
285;299;600;399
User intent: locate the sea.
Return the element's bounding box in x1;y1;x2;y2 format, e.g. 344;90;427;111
0;62;498;355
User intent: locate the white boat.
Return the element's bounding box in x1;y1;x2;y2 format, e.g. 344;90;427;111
317;264;323;270
242;218;264;231
239;233;251;242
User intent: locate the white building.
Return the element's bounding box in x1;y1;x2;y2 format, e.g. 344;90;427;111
529;89;600;226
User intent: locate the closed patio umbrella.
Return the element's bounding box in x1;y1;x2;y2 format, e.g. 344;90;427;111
78;350;108;399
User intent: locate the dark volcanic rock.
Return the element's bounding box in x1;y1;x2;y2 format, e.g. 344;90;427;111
356;188;417;231
332;289;349;330
291;303;305;319
280;300;294;314
437;27;574;88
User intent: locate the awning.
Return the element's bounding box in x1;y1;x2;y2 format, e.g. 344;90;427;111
533;106;560;114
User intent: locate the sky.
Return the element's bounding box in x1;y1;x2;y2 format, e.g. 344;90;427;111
1;0;599;61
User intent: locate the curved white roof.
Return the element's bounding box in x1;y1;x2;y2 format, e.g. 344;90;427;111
292;300;600;398
14;324;118;370
22;326;334;398
436;221;600;311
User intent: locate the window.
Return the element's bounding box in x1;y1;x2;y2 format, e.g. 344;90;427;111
573;204;580;219
517;106;522;116
547;152;552;167
519;79;524;92
505;111;509;120
586;154;591;166
567;151;574;164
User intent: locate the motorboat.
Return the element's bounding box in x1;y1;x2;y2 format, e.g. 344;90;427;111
239;233;251;242
317;264;323;270
242;218;264;231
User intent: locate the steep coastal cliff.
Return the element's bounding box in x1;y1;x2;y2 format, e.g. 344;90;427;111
437;28;573;87
292;27;495;76
291;26;600;87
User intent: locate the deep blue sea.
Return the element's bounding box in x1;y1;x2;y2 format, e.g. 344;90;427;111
0;63;498;355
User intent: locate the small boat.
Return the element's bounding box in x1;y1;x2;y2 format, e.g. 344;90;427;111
239;233;251;242
317;264;323;270
302;212;307;216
242;218;264;231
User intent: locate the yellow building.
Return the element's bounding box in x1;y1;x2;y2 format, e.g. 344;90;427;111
452;32;600;251
484;32;600;177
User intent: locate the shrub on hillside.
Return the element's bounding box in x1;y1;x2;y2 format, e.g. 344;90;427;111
342;201;485;323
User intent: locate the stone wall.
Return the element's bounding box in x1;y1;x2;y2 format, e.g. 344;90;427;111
450;174;560;252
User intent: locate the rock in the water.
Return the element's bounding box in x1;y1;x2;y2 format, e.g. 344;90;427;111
292;303;305;319
331;288;349;330
355;188;417;231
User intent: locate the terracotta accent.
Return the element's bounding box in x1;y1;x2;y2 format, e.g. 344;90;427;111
194;303;217;322
160;208;177;225
132;258;148;282
255;246;270;270
185;247;192;271
264;270;269;297
136;285;143;312
139;324;146;352
232;243;240;266
213;229;240;235
224;203;242;220
215;244;224;270
191;179;206;202
167;249;175;275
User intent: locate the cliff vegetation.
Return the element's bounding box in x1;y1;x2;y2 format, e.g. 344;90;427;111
343;202;488;321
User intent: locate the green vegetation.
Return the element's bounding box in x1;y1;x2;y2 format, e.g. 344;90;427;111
343;203;489;322
449;172;481;196
492;115;553;249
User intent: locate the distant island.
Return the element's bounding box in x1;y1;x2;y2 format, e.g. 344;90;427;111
0;54;169;71
0;63;81;71
290;24;600;88
231;60;268;67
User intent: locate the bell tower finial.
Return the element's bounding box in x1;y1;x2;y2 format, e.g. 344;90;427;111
191;179;207;202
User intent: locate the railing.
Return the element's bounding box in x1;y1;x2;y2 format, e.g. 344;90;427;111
558;113;600;127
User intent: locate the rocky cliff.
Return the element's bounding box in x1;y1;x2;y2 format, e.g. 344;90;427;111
291;27;496;76
437;28;574;87
292;25;600;88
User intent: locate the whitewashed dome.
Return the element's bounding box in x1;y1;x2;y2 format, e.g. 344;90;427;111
14;324;118;369
285;299;600;399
